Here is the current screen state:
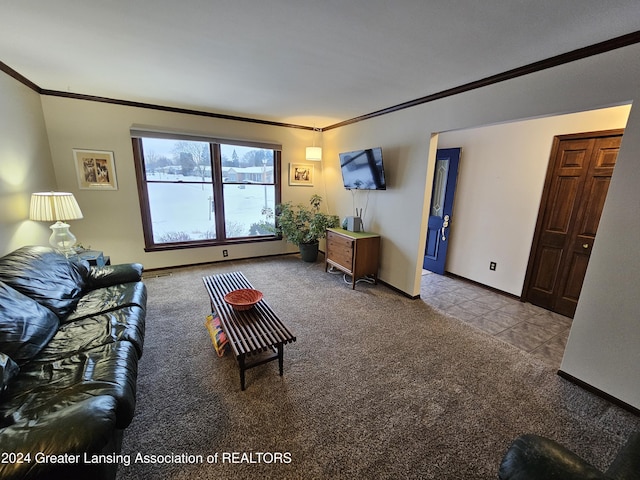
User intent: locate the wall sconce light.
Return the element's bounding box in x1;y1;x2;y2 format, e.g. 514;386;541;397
305;146;322;161
306;127;322;161
29;192;84;256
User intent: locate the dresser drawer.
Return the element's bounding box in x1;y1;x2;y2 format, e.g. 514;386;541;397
327;231;353;250
327;232;353;270
329;249;353;270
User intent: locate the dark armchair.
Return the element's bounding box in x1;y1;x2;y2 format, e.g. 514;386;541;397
498;432;640;480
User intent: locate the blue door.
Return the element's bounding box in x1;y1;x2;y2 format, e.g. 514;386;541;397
423;148;461;275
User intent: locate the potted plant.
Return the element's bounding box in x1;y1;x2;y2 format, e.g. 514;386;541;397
267;194;339;262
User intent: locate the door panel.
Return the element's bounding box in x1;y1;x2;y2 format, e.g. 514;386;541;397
555;245;590;317
524;131;622;318
532;247;562;294
595;145;619;168
563;252;590;299
579;177;610;235
423;148;461;275
548;177;581;233
560;144;588;169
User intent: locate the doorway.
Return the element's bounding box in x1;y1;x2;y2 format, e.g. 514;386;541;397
523;129;623;318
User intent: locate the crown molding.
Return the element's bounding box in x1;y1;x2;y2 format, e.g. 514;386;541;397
323;30;640;131
3;30;640;132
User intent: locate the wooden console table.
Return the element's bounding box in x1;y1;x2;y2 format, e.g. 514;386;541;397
325;228;380;289
202;271;296;390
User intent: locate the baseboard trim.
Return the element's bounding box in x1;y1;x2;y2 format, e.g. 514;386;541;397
145;252;419;299
142;252;297;276
378;279;420;299
557;370;640;417
444;271;521;300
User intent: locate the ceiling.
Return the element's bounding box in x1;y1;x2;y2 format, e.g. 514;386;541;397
2;1;640;128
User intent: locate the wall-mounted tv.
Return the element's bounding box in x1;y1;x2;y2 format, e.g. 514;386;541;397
339;147;387;190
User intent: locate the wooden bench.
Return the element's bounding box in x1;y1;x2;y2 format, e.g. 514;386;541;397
202;271;296;390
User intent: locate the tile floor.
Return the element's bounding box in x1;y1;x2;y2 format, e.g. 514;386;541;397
420;270;572;369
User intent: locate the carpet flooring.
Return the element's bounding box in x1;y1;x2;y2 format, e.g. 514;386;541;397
117;255;640;479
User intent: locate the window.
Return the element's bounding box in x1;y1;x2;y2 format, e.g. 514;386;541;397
132;134;280;251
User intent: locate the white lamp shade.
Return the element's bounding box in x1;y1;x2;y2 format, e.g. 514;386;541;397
305;146;322;161
29;192;83;221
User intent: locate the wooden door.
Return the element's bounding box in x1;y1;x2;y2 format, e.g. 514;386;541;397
523;130;622;318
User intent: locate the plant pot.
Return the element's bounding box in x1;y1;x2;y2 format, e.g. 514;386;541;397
299;242;319;262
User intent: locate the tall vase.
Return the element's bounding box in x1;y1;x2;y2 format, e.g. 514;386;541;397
299;241;319;262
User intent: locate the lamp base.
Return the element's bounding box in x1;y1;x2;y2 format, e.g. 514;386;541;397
49;221;77;256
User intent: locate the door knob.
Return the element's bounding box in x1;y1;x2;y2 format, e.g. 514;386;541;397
441;215;450;241
583;244;589;249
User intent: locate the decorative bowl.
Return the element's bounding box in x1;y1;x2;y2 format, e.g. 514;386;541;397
223;289;263;311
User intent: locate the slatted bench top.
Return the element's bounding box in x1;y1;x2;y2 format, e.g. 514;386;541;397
202;271;296;390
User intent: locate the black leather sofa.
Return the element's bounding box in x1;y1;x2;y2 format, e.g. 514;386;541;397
0;246;146;480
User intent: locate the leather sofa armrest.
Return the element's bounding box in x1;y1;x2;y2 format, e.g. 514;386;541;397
498;434;608;480
86;263;144;290
0;396;118;480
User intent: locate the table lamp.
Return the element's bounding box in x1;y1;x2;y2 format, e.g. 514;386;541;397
29;192;84;256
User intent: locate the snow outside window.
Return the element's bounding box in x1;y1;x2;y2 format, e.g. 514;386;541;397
134;136;279;250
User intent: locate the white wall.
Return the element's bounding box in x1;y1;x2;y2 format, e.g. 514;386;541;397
0;74;57;255
437;105;631;295
323;44;640;409
323;117;434;295
561;103;640;408
40;96;326;268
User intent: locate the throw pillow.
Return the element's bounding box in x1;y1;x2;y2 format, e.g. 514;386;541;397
0;245;88;318
0;281;59;365
205;313;229;357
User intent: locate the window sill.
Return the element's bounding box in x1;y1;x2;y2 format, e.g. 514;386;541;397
143;236;281;252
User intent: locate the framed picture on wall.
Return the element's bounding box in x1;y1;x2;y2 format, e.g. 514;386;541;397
289;163;314;186
73;149;118;190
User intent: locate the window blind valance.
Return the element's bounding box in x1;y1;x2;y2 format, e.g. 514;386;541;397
130;127;282;151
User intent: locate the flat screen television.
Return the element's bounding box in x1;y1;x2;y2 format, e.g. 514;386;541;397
339;147;387;190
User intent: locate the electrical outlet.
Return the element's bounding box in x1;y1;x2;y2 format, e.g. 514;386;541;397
223;250;229;258
489;261;496;271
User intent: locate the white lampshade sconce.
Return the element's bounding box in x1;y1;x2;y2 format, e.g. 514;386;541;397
305;146;322;161
305;127;322;161
29;192;84;256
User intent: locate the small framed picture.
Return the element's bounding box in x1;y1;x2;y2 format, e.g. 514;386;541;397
73;149;118;190
289;163;314;186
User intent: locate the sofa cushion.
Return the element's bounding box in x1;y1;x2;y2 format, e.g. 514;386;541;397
64;282;147;323
0;353;19;392
0;281;59;365
0;341;139;430
37;305;146;360
0;246;89;318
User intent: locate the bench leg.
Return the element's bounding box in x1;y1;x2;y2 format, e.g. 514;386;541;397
277;344;284;376
239;354;246;391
